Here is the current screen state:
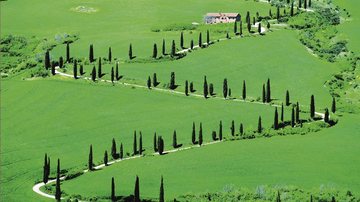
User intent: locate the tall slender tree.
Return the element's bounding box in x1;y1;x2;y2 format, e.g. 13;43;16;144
89;44;94;63
276;6;280;20
223;78;228;99
98;57;102;78
119;143;124;159
203;76;208;98
88;145;93;171
258;23;262;34
309;0;312;7
108;47;112;62
206;30;210;45
219;121;223;141
198;32;202;48
153;73;158;87
299;0;302;8
158;136;164;155
310;95;315;119
192;122;196;144
104;150;108;166
239;123;244;136
111;67;114;84
231;120;235;136
172;130;178;148
199;123;203;146
295;102;300;123
171;40;176;57
286;90;290;106
242;80;246;100
190;39;194;50
129;43;133;60
190;82;194;92
331;97;336;113
55;158;61;201
51;61;56;75
116;62;120;81
91;66;96;82
153;43;158;58
266;78;271;103
281;103;284;123
162;39;166;55
159;176;164;202
111;177;116;201
276;191;281;202
234;21;238;34
73;60;77;79
43;153;49;183
291;106;295;127
169;72;176;89
274;107;279;130
153;133;158;152
290;2;294;16
111;138;117;159
66;42;70;63
44;50;51;69
258;116;262;133
209;83;214;96
180;32;184;48
304;0;307;9
139;132;143;155
239;20;243;35
59;56;64;68
80;64;85;75
324;108;330;123
262;84;266;103
147;76;152;89
134;176;140;202
185;80;189;96
133;131;137;155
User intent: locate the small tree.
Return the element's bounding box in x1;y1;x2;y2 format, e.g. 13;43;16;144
231;120;235;136
73;60;78;79
111;177;116;201
171;40;176;57
98;57;102;78
133;131;137;155
111;67;114;84
262;84;266;103
198;32;202;48
267;22;271;29
80;64;85;75
88;145;93;171
147;76;152;89
153;73;158;87
59;56;64;68
111;138;117;159
286;90;290;106
219;121;223;141
43;153;49;183
104;150;108;166
309;0;311;7
154;133;158;152
310;95;315;119
239;20;243;35
119;143;124;159
190;40;194;50
299;0;302;8
331;97;336;113
192;122;196;144
158;136;164;155
199;123;203;146
239;123;244;136
209;83;214;96
223;78;228;99
274;107;279;130
281;103;284;123
234;21;238;34
276;6;280;20
172;130;178;148
258;23;262;34
153;43;158;58
266;78;271;103
51;62;56;76
304;0;307;9
258;116;262;133
108;47;112;62
291;106;295;127
290;2;294;16
190;82;194;92
295;102;300;123
180;32;184;48
159;176;164;202
211;131;217;141
139;132;143;155
116;62;120;81
276;191;281;202
91;66;96;82
169;72;176;90
324;108;330;123
185;80;189;96
203;76;208;98
89;44;94;63
55;158;61;201
44;50;51;69
66;42;70;63
206;30;210;45
129;43;133;60
242;80;246;100
162;39;166;55
134;176;140;202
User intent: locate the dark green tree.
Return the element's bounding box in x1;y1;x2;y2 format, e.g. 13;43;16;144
116;62;120;81
89;44;94;63
290;2;294;16
171;40;176;57
180;32;184;48
198;32;202;48
153;132;158;152
111;177;116;201
98;57;102;78
133;131;137;155
55;158;61;201
190;39;194;50
277;6;280;20
281;103;284;123
108;47;112;62
185;80;189;96
153;43;158;58
258;23;262;34
291;106;295;127
207;30;210;45
286;90;290;106
266;78;271;103
331;97;336;113
129;43;133;60
304;0;307;9
324;108;330;123
226;32;230;39
309;0;311;7
295;102;300;123
80;64;85;75
331;196;336;202
88;145;93;171
162;39;166;55
111;67;114;84
172;130;178;148
211;131;217;141
119;143;124;159
199;122;203;146
223;78;228;99
59;56;64;68
192;122;196;144
262;84;266;103
66;42;70;63
159;176;164;202
310;95;315;119
190;82;194;92
269;9;273;18
242;80;246;100
43;153;49;183
276;191;281;202
139;132;143;155
209;83;214;96
153;73;158;87
169;72;176;90
246;11;250;23
274;107;279;129
239;123;244;136
239;20;243;35
134;176;140;202
104;150;108;166
203;76;208;98
51;62;56;75
234;21;238;34
147;76;151;89
231;120;235;136
310;195;313;202
91;66;96;82
111;138;117;159
73;60;77;79
158;136;164;155
258;116;262;133
299;0;302;8
267;21;271;29
44;50;51;69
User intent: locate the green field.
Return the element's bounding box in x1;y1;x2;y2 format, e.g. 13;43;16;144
1;0;360;201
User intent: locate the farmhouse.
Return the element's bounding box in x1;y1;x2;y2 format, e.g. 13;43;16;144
204;13;240;24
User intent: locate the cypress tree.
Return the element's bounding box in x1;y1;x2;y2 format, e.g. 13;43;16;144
219;121;223;141
240;20;243;35
229;88;232;97
111;177;116;201
180;32;184;48
226;32;230;39
98;57;102;78
231;120;235;136
153;73;158;87
198;32;202;48
258;116;262;133
147;76;151;89
331;196;336;202
108;47;112;62
158;136;164;155
139;132;143;155
190;82;194;92
104;150;108;166
304;0;307;9
299;0;302;8
190;39;194;50
269;9;273;18
207;30;210;45
129;43;133;60
309;0;311;7
291;106;295;127
88;145;93;171
153;43;158;58
262;84;266;103
44;50;51;69
133;131;137;155
154;133;158;152
253;17;256;25
51;62;56;75
55;158;61;201
223;78;228;99
192;122;196;144
162;39;166;55
43;153;49;183
119;143;123;159
310;195;313;202
59;56;64;68
310;95;315;119
331;97;336;113
169;72;176;90
66;42;70;63
73;60;77;79
159;176;164;202
116;62;120;81
258;23;262;34
91;66;96;82
266;78;271;103
172;130;178;148
134;176;140;202
246;11;250;23
242;80;246;100
324;108;330;123
277;7;280;20
234;21;238;34
209;83;214;96
211;131;217;141
185;80;189;96
274;107;279;130
111;67;114;84
281;103;284;122
267;22;271;29
276;191;281;202
89;44;94;63
80;64;85;75
286;90;290;106
171;40;176;57
203;76;208;98
291;2;294;16
239;123;244;136
199;123;203;146
296;102;300;123
111;138;117;159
